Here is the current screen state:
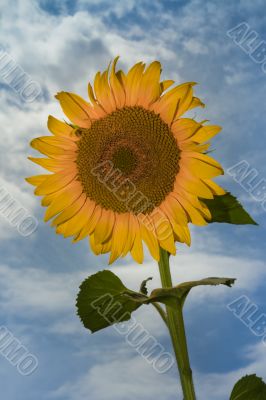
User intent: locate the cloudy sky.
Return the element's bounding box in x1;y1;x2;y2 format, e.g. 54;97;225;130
0;0;266;399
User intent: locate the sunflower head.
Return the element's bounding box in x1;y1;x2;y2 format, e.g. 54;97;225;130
27;57;225;264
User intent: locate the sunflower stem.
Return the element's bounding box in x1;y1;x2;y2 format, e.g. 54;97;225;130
151;302;168;327
158;248;196;400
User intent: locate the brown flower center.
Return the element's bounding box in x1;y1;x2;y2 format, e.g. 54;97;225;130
76;106;180;214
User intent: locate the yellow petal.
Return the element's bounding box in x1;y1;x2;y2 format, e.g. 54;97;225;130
192;125;222;143
51;193;87;226
164;194;189;226
161;206;190;245
42;192;59;207
101;239;112;254
109;213;129;264
187;96;205;111
174;170;214;199
130;216;144;264
198;200;212;220
174;224;191;246
25;175;48;186
47;115;77;139
137;61;161;107
151;82;196;125
159;202;190;245
89;234;101;255
93;208;115;244
31;136;77;151
172;118;201;142
87;82;97;105
55;92;92;128
181;153;224;179
30;137;76;159
44;181;83;221
178;141;210;153
109;57;126;109
160;80;174;94
116;69;126;88
171;192;207;226
87;83;107;119
93;68;116;113
34;171;77;196
73;204;102;241
124;62;146;106
85;205;102;235
61;199;96;238
139;216;160;261
174;85;194;119
151;209;176;254
175;187;211;219
122;213;136;257
204;179;226;195
87;82;99;107
28;157;77;173
89;234;112;255
70;199;96;242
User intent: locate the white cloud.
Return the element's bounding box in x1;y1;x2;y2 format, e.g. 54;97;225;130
50;340;266;400
50;354;182;400
196;341;266;400
184;38;209;55
112;251;266;299
0;0;265;398
0;177;39;240
0;250;264;324
0;264;81;315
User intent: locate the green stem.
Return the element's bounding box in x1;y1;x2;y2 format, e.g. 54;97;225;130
151;302;168;326
158;248;196;400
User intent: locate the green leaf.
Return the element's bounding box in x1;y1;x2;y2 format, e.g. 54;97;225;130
76;272;236;332
123;277;236;308
146;277;236;308
76;270;145;333
201;192;257;225
230;374;266;399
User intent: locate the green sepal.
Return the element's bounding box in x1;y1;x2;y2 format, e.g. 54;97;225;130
201;192;257;225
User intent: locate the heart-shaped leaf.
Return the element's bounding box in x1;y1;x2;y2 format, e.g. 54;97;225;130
76;270;145;333
230;374;266;399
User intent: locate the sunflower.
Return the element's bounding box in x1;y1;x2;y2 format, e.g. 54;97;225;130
27;57;225;264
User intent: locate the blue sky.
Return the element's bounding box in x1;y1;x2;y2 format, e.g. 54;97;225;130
0;0;266;399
